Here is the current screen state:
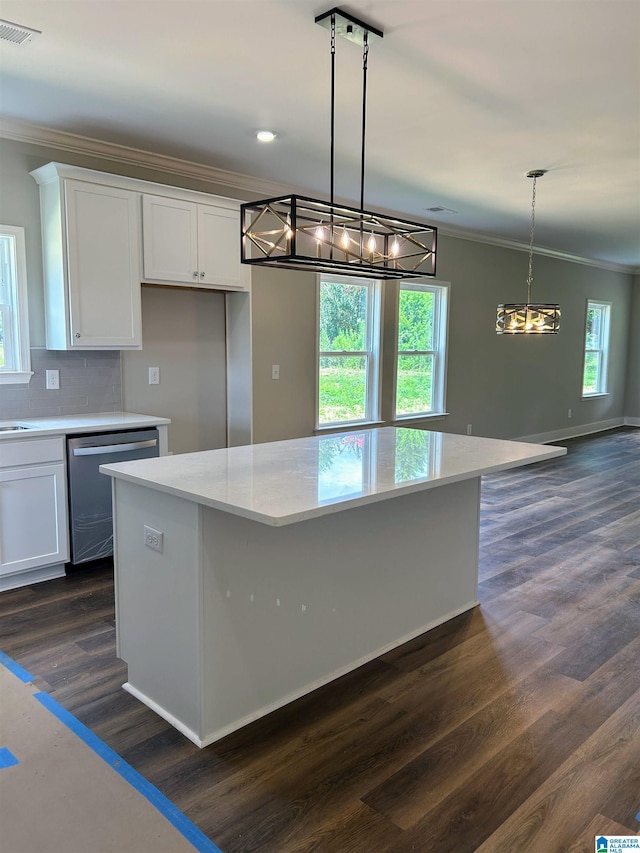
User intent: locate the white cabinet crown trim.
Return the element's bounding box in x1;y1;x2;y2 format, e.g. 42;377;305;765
31;161;244;211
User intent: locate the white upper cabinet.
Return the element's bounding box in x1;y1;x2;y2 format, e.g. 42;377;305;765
142;196;198;284
142;194;250;292
31;163;251;351
31;164;143;350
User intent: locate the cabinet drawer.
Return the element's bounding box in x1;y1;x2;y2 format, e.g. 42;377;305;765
0;436;65;469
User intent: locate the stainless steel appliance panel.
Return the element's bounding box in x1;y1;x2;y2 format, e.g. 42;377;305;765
67;428;159;565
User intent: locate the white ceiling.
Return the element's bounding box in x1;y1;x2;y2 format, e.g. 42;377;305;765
1;0;639;271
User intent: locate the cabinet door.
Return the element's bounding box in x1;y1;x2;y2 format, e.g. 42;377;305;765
65;180;142;348
142;195;199;284
197;204;251;291
0;463;69;575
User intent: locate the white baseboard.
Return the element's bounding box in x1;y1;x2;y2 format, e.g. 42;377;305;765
516;417;630;445
0;563;66;592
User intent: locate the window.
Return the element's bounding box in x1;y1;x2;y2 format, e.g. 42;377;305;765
582;300;611;397
317;276;381;427
394;282;448;418
0;225;31;384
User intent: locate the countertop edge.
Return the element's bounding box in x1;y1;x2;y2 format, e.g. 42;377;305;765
0;412;171;439
100;443;567;526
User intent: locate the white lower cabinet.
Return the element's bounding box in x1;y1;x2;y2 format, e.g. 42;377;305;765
0;437;69;589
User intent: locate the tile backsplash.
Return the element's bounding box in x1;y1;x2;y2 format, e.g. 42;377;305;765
0;349;122;420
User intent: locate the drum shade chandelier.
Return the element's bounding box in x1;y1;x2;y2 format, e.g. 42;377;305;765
496;170;561;334
240;7;437;280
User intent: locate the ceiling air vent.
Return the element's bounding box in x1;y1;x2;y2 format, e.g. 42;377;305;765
426;206;458;215
0;19;41;45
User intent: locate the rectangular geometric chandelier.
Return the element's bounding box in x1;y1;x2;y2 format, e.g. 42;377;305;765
241;7;437;281
241;194;437;280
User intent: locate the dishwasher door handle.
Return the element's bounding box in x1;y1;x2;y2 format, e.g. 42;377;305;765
72;439;158;457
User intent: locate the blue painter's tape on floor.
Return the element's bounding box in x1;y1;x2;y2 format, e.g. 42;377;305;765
34;691;223;853
636;812;640;822
0;650;34;683
0;747;20;769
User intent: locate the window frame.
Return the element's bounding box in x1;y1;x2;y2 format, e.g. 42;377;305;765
393;280;449;421
0;224;32;385
581;299;611;398
316;274;382;429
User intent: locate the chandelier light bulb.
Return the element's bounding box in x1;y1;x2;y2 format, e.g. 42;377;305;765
341;227;350;249
367;232;377;253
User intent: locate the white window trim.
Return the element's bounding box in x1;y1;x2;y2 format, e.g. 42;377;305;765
316;274;382;429
0;224;32;385
393;279;450;420
581;299;611;399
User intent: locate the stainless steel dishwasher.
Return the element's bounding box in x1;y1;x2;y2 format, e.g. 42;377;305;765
66;429;160;567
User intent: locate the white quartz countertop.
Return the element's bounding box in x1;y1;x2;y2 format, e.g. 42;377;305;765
101;427;566;526
0;412;170;439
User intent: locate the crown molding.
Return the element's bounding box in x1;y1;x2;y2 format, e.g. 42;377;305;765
436;223;638;276
1;118;637;276
0;117;293;199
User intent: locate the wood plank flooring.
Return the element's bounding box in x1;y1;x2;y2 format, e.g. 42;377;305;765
1;427;639;852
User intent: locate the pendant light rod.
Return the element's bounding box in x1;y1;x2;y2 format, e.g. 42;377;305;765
525;169;546;303
316;7;383;213
330;13;336;207
360;31;369;213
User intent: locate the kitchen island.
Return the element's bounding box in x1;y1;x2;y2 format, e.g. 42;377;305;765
101;427;566;747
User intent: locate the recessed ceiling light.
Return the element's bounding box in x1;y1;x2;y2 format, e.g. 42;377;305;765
256;130;277;143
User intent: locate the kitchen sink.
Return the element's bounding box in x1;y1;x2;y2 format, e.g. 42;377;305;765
0;425;33;432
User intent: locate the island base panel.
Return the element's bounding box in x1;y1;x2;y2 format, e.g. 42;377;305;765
113;477;480;746
113;482;203;736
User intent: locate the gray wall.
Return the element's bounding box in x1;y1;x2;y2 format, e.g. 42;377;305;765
0;135;636;450
249;234;634;443
250;265;317;444
121;285;227;454
434;237;632;439
624;274;640;419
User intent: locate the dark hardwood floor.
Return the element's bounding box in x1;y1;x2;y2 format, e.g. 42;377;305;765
2;427;639;852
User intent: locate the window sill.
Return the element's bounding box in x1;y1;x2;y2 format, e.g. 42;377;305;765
581;392;610;400
314;420;385;435
393;412;449;424
0;370;34;385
